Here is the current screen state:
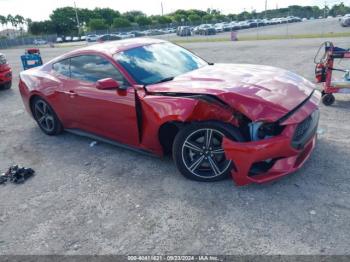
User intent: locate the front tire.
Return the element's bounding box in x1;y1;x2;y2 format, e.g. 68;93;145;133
173;122;243;182
32;97;63;135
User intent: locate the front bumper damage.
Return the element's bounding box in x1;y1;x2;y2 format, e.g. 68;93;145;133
222;107;320;186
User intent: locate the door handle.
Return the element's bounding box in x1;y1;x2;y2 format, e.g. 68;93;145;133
58;90;77;98
67;90;77;97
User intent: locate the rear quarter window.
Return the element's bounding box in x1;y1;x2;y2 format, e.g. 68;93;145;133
52;59;70;77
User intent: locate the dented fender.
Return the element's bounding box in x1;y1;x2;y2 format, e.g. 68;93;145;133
135;89;240;155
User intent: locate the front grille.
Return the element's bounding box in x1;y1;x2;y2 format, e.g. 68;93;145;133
293;116;312;141
292;109;320;150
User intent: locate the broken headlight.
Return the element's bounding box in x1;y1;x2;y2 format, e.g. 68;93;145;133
249;122;284;141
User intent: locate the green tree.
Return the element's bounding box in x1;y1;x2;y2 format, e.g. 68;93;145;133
123;11;145;23
0;15;6;29
202;14;213;23
29;20;55;35
188;14;201;23
214;14;227;22
14;15;25;30
227;14;237;21
88;18;108;30
135;16;152;26
93;8;120;26
6;14;14;28
112;17;131;28
152;15;172;25
50;7;79;35
173;14;186;23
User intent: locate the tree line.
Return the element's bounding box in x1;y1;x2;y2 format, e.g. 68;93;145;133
1;2;350;36
0;14;31;33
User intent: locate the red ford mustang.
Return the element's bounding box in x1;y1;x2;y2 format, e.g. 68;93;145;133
19;38;320;186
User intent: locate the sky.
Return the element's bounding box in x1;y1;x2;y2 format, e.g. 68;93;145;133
0;0;349;21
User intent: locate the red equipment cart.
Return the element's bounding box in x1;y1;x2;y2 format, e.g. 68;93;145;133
314;41;350;106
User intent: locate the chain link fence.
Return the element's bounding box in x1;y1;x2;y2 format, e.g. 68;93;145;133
0;17;347;49
0;34;57;49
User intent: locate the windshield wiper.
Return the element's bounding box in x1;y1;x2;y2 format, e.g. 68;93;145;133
143;76;175;90
154;76;174;84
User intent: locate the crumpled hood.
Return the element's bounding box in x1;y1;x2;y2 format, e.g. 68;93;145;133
146;63;317;122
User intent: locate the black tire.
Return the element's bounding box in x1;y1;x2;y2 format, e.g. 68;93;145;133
31;97;63;135
173;121;244;182
0;81;11;90
322;93;335;106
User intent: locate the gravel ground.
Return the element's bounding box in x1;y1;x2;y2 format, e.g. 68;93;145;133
0;35;350;255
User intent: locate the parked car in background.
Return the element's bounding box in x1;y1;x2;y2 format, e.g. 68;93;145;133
86;34;100;42
194;24;216;35
246;20;258;27
56;37;63;43
229;22;241;30
19;38;320;186
177;26;192;37
65;36;72;42
117;32;135;39
80;36;86;41
0;53;12;90
97;34;121;42
238;21;250;29
167;27;177;33
33;39;47;45
340;14;350;27
72;36;80;42
129;31;146;37
214;23;225;32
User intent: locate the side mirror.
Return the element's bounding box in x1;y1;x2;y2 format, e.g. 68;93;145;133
96;78;120;90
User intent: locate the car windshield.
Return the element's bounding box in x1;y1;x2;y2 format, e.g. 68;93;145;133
114;42;207;85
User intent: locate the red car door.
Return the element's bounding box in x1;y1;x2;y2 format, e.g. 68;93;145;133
64;54;139;147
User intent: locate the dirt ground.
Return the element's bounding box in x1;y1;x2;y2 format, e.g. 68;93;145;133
0;35;350;255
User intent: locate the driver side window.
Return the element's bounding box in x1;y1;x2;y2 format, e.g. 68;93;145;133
69;55;129;88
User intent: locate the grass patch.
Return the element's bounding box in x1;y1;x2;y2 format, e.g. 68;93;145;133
173;32;350;44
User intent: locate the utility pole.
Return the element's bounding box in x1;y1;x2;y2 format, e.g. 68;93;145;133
74;1;80;34
161;2;164;16
265;0;267;19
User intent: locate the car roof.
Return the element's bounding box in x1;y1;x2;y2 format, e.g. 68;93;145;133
67;38;166;57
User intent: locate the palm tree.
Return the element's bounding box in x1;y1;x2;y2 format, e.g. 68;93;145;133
15;15;25;29
25;18;32;33
0;15;6;30
6;14;14;29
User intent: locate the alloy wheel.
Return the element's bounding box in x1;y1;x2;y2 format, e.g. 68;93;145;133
34;100;55;133
181;128;231;179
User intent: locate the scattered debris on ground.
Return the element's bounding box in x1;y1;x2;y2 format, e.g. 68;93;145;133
0;165;35;185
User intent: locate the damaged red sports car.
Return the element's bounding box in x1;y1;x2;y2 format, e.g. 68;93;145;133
19;38;320;186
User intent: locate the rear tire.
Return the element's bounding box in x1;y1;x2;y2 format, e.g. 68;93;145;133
322;93;335;106
173;121;244;182
32;97;63;135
